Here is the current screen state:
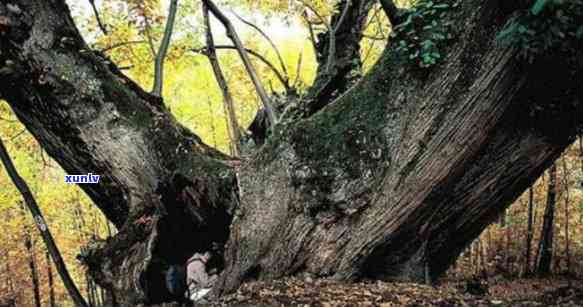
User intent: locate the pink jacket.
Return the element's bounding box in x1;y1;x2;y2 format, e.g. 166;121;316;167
187;253;218;291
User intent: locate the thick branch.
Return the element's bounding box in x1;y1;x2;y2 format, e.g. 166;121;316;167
300;0;375;117
326;0;352;73
202;4;242;157
152;0;178;97
202;0;277;126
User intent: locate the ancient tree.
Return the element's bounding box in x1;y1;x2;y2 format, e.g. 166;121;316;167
0;0;582;305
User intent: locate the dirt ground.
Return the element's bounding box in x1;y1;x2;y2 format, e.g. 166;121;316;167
206;276;583;306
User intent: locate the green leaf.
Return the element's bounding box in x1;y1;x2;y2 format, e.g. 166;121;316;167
531;0;550;15
433;4;450;9
576;25;583;38
496;22;520;45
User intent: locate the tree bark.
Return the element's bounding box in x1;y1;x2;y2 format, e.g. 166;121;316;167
0;0;582;305
248;0;375;145
536;163;557;275
215;1;583;293
45;251;57;307
301;0;375;116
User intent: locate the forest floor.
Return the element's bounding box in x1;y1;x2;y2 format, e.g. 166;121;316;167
207;276;583;306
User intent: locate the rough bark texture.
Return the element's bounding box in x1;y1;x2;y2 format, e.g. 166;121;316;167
214;0;583;294
0;1;237;305
1;0;582;306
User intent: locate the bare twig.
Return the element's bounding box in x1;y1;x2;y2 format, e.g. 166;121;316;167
0;116;17;123
298;0;331;32
363;34;388;40
202;0;276;125
362;35;378;65
202;4;241;157
231;11;289;80
362;16;384;65
10;129;25;141
193;45;290;91
39;147;49;168
152;0;179;97
363;6;388;66
88;0;108;35
375;8;388;38
294;51;303;87
100;40;146;53
143;16;158;57
0;136;88;307
118;65;135;71
364;4;382;30
302;11;318;54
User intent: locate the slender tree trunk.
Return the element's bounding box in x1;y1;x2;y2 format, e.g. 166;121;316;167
477;239;484;276
46;251;57;307
202;3;241;157
152;0;178;96
536;164;557;275
561;158;571;279
24;233;42;307
17;202;42;307
0;138;88;306
524;188;534;275
505;222;512;274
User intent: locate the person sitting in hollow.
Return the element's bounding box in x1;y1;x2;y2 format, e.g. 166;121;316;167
186;251;218;302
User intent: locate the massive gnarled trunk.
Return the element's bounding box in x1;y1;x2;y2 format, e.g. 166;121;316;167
0;0;581;305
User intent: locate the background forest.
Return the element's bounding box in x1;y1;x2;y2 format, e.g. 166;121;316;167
0;0;582;306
